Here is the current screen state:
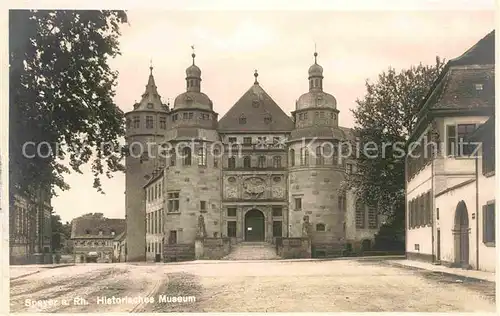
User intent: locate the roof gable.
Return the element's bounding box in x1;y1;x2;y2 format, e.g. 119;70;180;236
218;83;294;132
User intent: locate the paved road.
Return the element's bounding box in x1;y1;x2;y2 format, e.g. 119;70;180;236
10;259;495;313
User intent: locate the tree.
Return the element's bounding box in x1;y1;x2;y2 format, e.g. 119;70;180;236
9;10;128;198
50;214;64;251
345;57;445;223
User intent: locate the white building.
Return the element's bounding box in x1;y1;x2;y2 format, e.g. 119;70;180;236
144;169;165;262
405;30;495;272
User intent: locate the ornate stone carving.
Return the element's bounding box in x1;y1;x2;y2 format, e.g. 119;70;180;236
272;187;284;198
226;186;238;198
197;214;207;238
243;177;266;199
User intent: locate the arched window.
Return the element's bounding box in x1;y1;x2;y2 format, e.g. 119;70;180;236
228;156;236;169
316;146;324;165
355;199;366;229
273;156;282;168
258;156;266;168
213;149;220;168
243;156;251;168
289;149;295;166
182;147;191;166
316;223;326;231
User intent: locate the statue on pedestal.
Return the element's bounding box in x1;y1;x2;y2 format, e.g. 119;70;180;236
302;215;311;237
197;214;207;238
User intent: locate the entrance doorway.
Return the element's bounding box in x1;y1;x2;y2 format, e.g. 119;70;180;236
453;201;469;269
245;209;265;241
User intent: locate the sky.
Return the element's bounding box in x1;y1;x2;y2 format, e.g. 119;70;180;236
51;9;495;223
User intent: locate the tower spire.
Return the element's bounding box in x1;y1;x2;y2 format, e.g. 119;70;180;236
254;69;259;85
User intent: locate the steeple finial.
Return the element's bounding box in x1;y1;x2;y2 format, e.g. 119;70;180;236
254;69;259;84
149;58;153;74
191;45;196;65
314;43;318;64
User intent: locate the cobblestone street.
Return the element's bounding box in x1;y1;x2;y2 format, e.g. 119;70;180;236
10;259;496;313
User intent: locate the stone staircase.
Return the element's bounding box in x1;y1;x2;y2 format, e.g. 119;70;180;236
222;242;281;260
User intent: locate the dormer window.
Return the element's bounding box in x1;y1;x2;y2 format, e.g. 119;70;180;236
98;230;103;235
239;116;247;124
111;231;115;236
264;116;272;124
252;100;260;108
85;229;90;234
475;83;484;90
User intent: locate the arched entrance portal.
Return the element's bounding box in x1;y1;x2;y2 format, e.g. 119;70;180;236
245;209;265;241
453;201;470;269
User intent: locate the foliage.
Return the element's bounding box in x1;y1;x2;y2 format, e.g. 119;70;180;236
9;10;128;198
345;57;445;219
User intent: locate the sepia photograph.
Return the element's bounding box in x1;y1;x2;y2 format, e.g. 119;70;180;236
6;2;497;313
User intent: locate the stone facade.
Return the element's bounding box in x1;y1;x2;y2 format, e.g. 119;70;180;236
125;51;383;261
9;188;52;265
405;31;495;272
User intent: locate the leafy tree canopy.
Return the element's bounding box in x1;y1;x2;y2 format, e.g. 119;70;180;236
345;57;445;218
9;10;128;197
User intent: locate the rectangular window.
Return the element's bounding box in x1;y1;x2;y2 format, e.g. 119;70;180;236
426;191;432;225
227;221;237;237
228;137;237;143
338;193;346;211
198;147;207;166
258;156;266;168
227;208;237;217
272;207;283;217
154;184;158;200
158;183;162;198
228;157;236;169
168;230;177;244
300;147;308;166
273;221;282;237
243;156;251;168
243;137;252;144
133;116;140;128
183;112;189;119
188;112;193;119
446;125;456;156
167;192;180;212
200;201;206;211
483;202;495;245
273;156;282;168
159;117;167;129
146;116;154;129
436;207;439;220
295;197;302;211
368;207;377;229
457;124;477;157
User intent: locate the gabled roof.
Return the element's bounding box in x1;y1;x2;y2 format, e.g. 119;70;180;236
218;81;294;132
410;30;495;142
71;216;126;239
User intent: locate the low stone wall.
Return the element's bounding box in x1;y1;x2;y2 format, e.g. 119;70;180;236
164;244;195;262
311;243;345;258
195;237;231;260
277;237;311;259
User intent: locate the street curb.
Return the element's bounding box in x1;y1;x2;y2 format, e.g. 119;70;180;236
386;261;495;283
10;264;75;280
10;270;41;281
128;255;406;265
